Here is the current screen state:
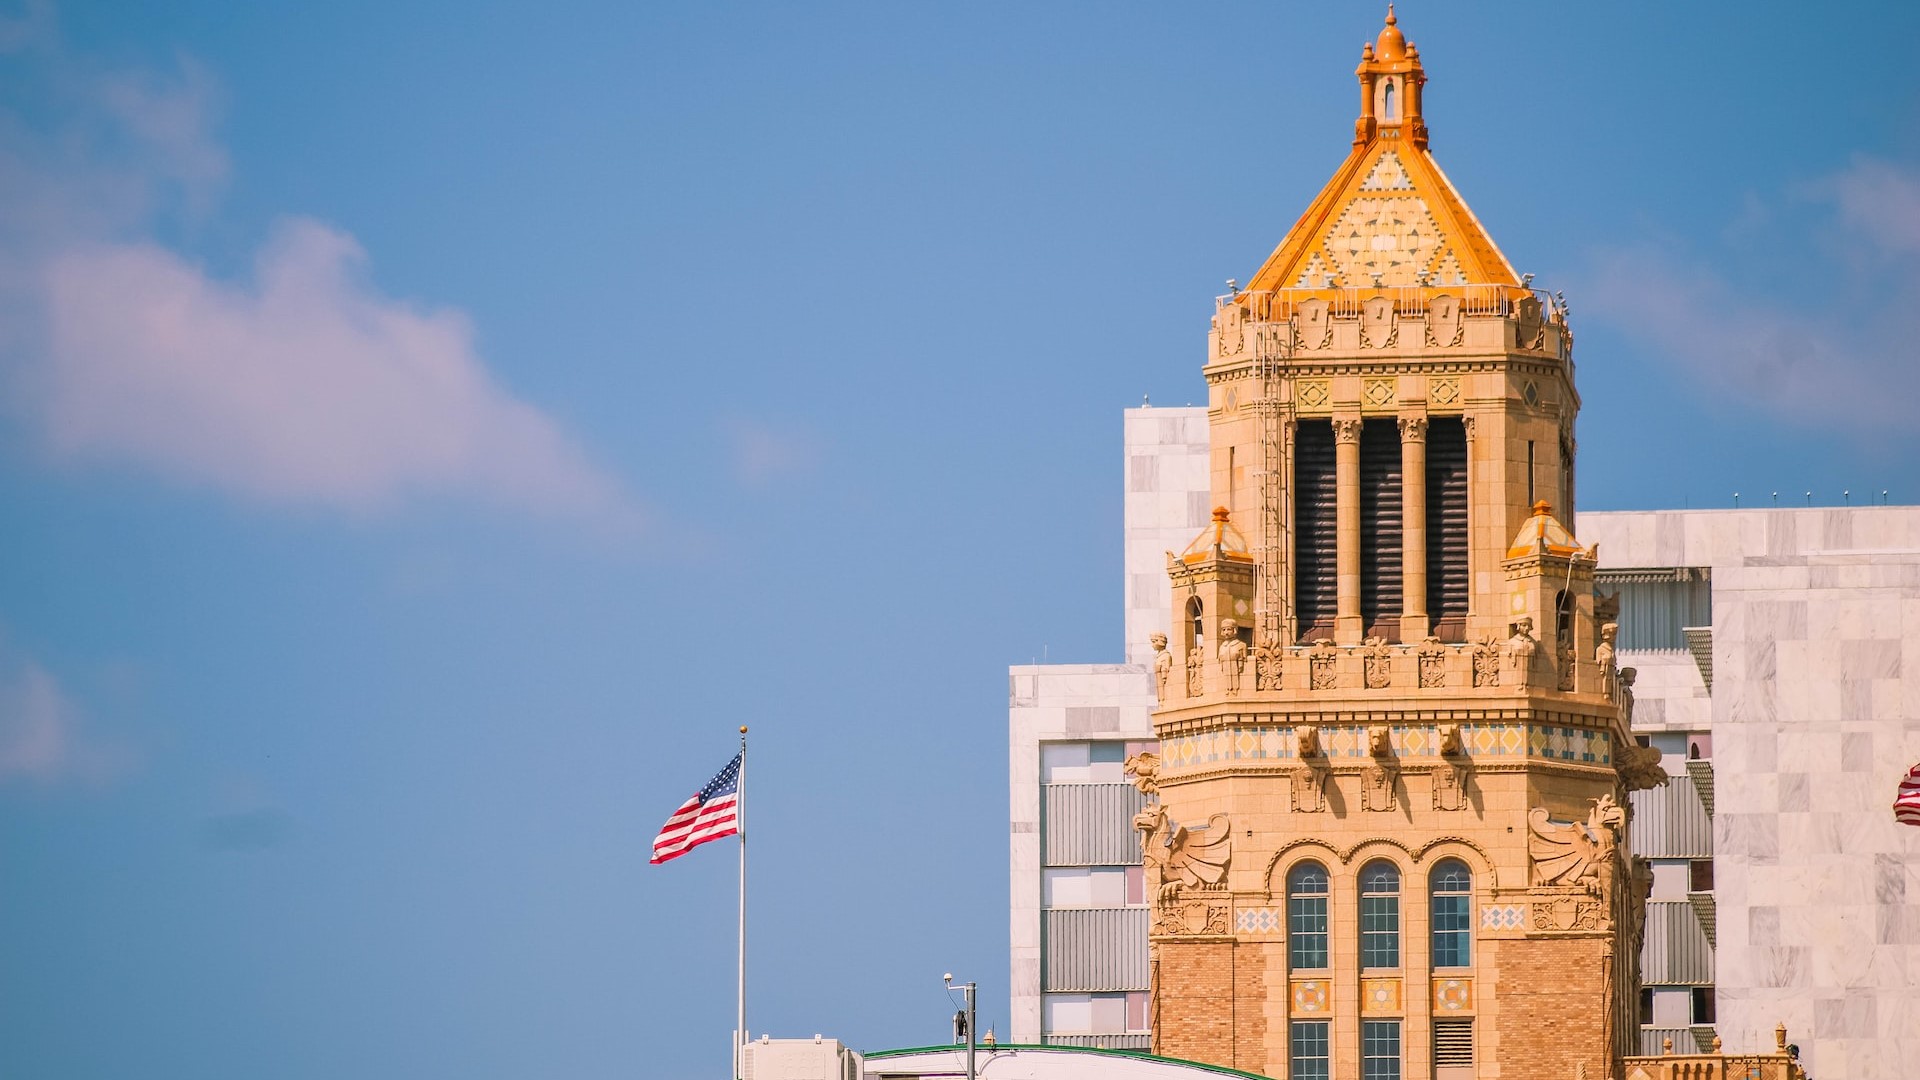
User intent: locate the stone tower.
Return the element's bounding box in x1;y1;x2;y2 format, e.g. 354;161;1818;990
1131;10;1666;1079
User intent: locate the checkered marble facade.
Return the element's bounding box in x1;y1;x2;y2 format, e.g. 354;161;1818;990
1581;507;1920;1080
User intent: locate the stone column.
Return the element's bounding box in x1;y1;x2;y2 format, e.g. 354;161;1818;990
1399;415;1429;643
1334;416;1363;644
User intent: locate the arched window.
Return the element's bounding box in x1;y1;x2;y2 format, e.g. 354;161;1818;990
1288;862;1330;970
1360;860;1401;970
1382;80;1398;120
1430;859;1473;968
1187;596;1204;652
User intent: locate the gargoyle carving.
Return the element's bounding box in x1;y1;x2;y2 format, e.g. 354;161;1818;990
1528;793;1626;898
1363;725;1397;811
1291;725;1326;812
1123;751;1160;795
1294;725;1321;759
1616;741;1668;792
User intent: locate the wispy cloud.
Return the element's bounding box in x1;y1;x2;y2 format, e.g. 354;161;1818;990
0;647;129;786
724;416;822;488
1581;156;1920;435
0;13;637;527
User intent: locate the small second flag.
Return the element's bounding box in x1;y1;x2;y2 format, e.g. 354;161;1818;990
651;753;742;864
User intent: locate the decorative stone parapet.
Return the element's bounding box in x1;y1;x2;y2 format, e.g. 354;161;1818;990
1621;1023;1805;1080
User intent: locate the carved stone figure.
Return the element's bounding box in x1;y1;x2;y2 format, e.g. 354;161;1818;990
1217;618;1247;695
1290;726;1326;812
1186;645;1203;697
1362;636;1392;689
1151;633;1173;700
1363;725;1397;811
1415;635;1447;688
1471;634;1501;688
1595;622;1618;700
1432;723;1467;810
1627;855;1655;955
1309;639;1338;690
1506;616;1539;684
1123;751;1161;795
1558;642;1576;692
1617;666;1637;726
1528;793;1626;900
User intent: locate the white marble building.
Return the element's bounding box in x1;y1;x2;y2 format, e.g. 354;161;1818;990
1582;508;1920;1080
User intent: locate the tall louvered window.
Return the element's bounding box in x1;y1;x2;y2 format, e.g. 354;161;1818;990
1293;420;1337;641
1425;416;1468;641
1359;418;1403;640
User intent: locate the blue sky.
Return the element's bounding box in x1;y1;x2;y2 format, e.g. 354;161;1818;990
3;2;1918;1077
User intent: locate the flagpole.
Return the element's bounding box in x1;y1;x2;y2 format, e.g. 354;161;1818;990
735;725;748;1080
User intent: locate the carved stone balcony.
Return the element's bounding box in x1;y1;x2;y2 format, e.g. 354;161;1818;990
1622;1024;1805;1080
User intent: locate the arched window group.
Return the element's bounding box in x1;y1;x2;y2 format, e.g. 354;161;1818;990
1281;857;1475;973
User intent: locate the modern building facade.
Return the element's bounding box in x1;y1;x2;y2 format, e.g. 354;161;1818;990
1009;10;1917;1080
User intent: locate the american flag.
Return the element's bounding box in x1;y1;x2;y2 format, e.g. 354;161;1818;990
651;753;742;864
1896;763;1920;828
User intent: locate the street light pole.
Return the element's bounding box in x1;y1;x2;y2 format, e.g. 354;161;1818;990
944;973;978;1080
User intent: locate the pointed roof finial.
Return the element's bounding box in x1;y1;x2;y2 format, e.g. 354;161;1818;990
1375;4;1407;60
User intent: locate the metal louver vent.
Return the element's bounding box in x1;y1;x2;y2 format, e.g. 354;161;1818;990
1424;416;1468;641
1433;1018;1473;1066
1294;420;1337;641
1359;418;1404;640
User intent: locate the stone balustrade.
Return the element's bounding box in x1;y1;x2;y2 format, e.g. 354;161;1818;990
1621;1026;1804;1080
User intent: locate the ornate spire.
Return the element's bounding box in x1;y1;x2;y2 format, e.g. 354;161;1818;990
1355;4;1427;148
1239;8;1521;295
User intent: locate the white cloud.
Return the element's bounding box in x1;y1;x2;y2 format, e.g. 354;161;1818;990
0;651;127;785
1581;156;1920;437
0;20;637;527
40;220;629;517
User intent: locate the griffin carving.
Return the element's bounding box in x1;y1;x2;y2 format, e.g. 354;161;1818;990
1135;803;1232;904
1528;794;1626;898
